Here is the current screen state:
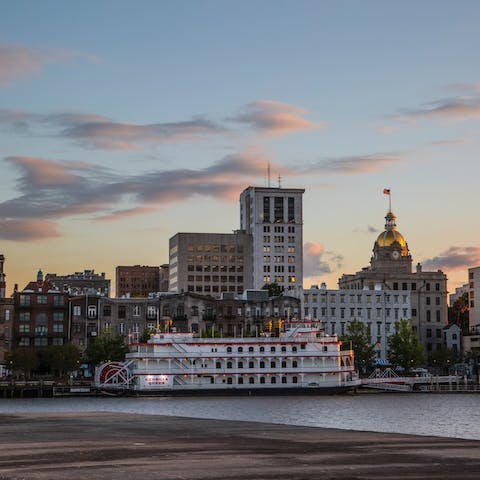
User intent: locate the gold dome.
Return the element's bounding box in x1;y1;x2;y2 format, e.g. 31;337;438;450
376;230;407;248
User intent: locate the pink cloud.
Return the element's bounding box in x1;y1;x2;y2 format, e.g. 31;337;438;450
0;219;60;241
230;100;322;136
422;246;480;272
6;156;79;187
0;43;100;86
303;242;343;277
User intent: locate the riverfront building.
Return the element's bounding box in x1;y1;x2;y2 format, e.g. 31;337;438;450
116;265;161;298
303;284;412;362
240;186;304;291
338;208;448;355
45;270;110;297
468;266;480;331
168;232;252;297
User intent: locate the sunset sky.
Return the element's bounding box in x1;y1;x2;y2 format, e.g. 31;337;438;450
1;1;480;295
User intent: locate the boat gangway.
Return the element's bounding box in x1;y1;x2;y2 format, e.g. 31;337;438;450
361;368;463;392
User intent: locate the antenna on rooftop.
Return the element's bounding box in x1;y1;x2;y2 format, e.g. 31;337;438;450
278;174;282;188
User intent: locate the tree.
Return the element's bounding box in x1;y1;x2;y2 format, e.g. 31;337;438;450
428;347;458;375
262;282;283;297
448;292;469;333
42;343;81;378
340;319;376;375
85;333;129;366
6;348;39;379
387;319;424;372
139;328;154;343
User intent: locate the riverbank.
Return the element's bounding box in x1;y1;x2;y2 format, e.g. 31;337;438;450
0;412;479;479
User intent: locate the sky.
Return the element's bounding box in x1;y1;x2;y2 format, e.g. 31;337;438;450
1;0;480;296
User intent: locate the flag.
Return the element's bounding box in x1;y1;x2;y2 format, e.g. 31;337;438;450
383;188;390;195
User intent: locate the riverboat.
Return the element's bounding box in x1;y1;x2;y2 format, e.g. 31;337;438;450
94;322;359;395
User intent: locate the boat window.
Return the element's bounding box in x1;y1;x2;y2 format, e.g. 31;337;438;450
281;361;287;368
292;361;298;368
227;346;232;353
260;377;265;384
210;377;214;384
216;361;221;369
281;376;287;384
323;346;328;352
249;346;254;352
270;346;276;352
260;361;265;368
281;346;286;352
249;377;255;384
260;346;265;352
238;361;244;368
238;347;243;352
292;376;298;384
249;361;254;368
238;377;244;384
227;361;233;369
271;377;277;384
271;361;276;368
227;378;233;384
301;344;306;350
292;346;297;352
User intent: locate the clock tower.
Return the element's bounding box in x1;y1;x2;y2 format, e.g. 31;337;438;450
370;210;412;273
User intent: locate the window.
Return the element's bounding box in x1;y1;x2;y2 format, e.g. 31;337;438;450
238;346;243;353
292;361;298;368
227;346;232;353
249;377;255;384
292;376;298;384
19;312;30;322
249;346;254;352
260;361;265;368
227;361;232;369
103;305;112;317
53;295;64;306
271;377;277;384
19;295;31;306
260;377;266;384
271;361;276;368
216;361;221;369
19;324;30;333
238;377;244;384
53;323;63;333
37;295;48;304
53;312;63;322
88;305;97;318
282;376;287;384
249;361;254;368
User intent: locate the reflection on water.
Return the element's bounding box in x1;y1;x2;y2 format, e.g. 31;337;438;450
0;393;479;440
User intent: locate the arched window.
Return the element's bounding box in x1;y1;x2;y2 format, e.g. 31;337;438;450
227;346;232;353
292;361;298;368
271;377;277;384
249;346;254;352
281;376;287;384
227;361;233;369
260;377;265;384
238;347;243;353
259;346;265;352
227;378;233;384
249;361;254;368
270;361;276;368
216;361;221;369
292;376;298;384
238;377;244;384
260;361;265;368
249;377;255;384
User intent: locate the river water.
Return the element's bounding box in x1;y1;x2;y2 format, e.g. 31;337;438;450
0;393;479;440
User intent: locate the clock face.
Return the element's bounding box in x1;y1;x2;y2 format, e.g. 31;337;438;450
392;251;400;260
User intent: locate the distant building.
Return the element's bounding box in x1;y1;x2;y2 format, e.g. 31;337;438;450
169;232;252;298
302;284;412;363
468;267;480;330
116;265;160;298
45;269;110;297
0;298;13;364
240;186;304;291
12;270;69;348
159;264;169;292
338;208;448;356
0;254;5;298
450;283;469;307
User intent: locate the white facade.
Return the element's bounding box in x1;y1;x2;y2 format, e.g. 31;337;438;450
302;284;412;362
468;267;480;330
240;186;304;291
450;283;469;307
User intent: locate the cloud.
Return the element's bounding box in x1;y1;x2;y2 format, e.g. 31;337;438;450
229;100;322;136
422;246;480;272
392;98;480;122
303;242;344;277
354;225;378;234
431;138;471;145
0;42;100;85
304;153;404;175
0;219;60;241
376;125;398;135
59;116;228;150
0;151;275;239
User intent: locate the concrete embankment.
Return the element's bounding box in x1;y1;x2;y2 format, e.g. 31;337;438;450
0;412;479;479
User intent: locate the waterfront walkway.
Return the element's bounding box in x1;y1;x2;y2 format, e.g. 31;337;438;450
0;413;479;479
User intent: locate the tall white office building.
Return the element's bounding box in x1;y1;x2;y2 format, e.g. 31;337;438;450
240;186;305;291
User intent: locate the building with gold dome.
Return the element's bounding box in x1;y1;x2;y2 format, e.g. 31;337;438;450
339;208;448;356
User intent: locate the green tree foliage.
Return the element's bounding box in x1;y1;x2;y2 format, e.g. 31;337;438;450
42;343;81;378
387;319;424;372
139;328;154;343
448;292;469;333
340;319;376;375
428;347;458;374
262;282;283;297
5;348;39;379
85;333;129;366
